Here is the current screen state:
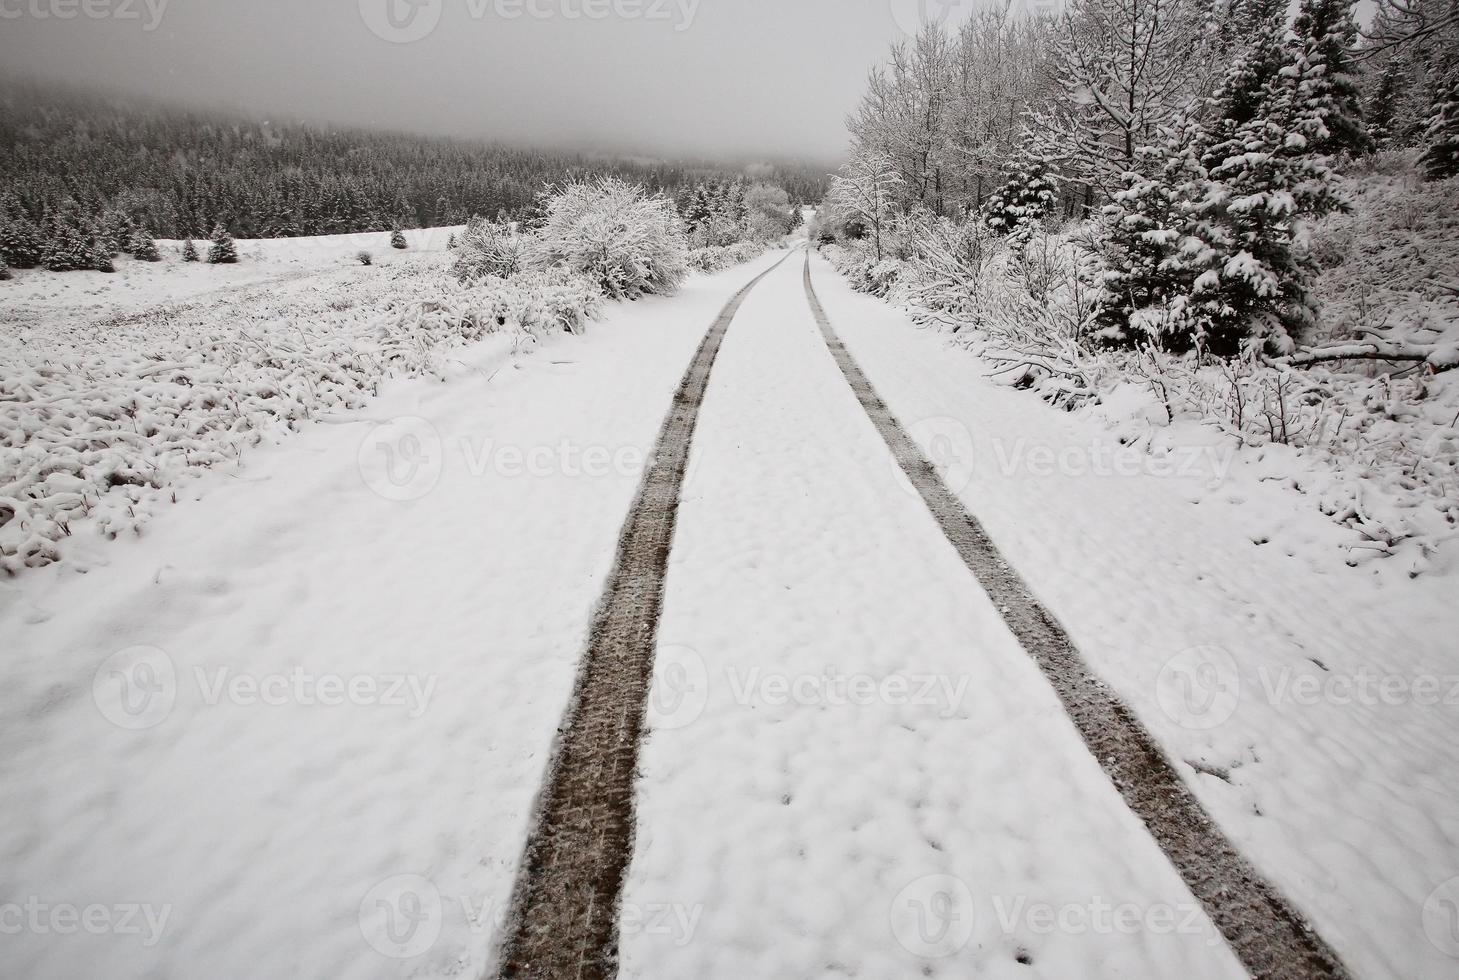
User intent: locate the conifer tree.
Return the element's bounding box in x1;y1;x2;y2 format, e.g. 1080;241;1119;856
982;149;1061;249
390;225;407;249
182;238;200;262
0;214;44;268
85;221;115;272
207;223;238;264
1287;0;1371;158
0;254;11;281
1420;78;1459;180
130;228;161;261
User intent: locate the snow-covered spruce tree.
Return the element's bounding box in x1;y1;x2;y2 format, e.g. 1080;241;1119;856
42;210;90;272
527;177;688;300
390;225;407;249
1183;18;1346;353
1287;0;1371;158
0;254;10;281
446;232;458;249
982;149;1061;250
1090;136;1207;346
100;208;134;256
181;238;200;262
129;228;161;262
1420;78;1459;179
1365;58;1406;149
207;224;238;264
84;222;115;273
0;213;44;268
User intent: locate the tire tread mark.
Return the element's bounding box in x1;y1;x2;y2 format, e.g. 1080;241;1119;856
492;251;792;980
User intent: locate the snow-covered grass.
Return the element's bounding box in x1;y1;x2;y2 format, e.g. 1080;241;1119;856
819;168;1459;573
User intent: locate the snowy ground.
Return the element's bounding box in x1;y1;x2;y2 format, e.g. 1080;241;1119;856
2;241;1455;979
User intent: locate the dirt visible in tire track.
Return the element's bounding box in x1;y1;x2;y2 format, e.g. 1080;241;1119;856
493;252;791;980
801;250;1351;980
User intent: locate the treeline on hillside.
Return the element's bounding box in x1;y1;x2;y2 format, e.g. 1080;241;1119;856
819;0;1458;355
0;81;828;249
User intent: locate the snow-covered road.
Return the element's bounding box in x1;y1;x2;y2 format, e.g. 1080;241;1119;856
620;252;1245;978
3;245;1455;979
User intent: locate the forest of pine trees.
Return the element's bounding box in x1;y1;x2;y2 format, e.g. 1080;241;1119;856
0;81;828;261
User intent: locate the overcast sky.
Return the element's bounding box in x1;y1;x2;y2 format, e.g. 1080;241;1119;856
0;0;995;163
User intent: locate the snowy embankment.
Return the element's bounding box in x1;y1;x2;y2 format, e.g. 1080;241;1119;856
0;248;790;980
821;172;1459;575
0;223;767;575
808;250;1459;980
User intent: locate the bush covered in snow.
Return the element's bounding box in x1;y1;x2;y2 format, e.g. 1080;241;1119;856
527;177;688;300
452;219;529;281
686;241;768;274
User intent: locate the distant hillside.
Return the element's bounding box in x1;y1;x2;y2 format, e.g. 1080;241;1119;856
0;80;831;240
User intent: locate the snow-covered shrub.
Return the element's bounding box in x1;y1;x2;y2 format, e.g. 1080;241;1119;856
528;177;688;300
452;219;528;281
686;241;767;273
356;251;373;266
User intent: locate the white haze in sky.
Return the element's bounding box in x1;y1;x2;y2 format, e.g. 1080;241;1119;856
0;0;1002;162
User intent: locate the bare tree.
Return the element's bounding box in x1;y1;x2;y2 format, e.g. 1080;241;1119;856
826;151;905;260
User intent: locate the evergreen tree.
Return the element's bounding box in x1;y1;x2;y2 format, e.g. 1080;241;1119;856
1286;0;1371;158
207;223;238;264
182;238;200;262
42;211;89;272
1365;59;1405;149
130;228;161;261
447;232;458;249
101;208;134;256
390;225;407;249
85;221;115;272
982;149;1061;249
1420;79;1459;180
0;214;44;268
0;254;11;281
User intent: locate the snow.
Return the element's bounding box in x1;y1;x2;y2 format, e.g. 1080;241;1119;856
805;249;1459;980
620;255;1244;978
0;249;790;979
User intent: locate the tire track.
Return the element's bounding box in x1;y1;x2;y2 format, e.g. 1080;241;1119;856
800;249;1351;980
493;251;792;980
